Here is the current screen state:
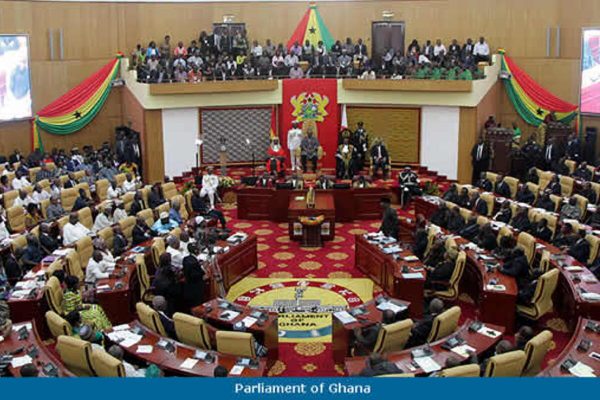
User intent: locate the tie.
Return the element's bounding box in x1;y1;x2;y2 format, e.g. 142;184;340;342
477;145;483;161
378;147;382;158
547;145;552;161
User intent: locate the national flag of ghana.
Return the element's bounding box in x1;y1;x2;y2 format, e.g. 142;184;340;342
286;3;334;51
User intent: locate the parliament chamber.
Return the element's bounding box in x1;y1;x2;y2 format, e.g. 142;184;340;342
1;0;600;381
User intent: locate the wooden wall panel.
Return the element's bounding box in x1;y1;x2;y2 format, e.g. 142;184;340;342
458;107;478;184
347;107;420;164
143;110;165;184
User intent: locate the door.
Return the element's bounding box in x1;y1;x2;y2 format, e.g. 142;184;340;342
371;21;405;68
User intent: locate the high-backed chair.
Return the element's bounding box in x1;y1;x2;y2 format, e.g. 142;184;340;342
371;319;413;354
45;276;64;315
37;178;50;192
517;232;536;266
535;214;557;238
7;205;25;233
137;209;154;227
114;173;127;188
586;234;600;265
56;335;96;377
485;172;498;184
95;179;110;202
61;187;78;211
522;330;553;376
169;227;182;239
538;171;555;191
45;258;64;280
161;182;178;201
444;237;458;252
140;186;151;206
122;192;135;212
480;193;494;217
10;234;27;253
3;190;18;208
170;194;189;220
92;349;125;377
476;216;489;226
565;160;577;175
560;176;574;197
517;269;559;321
438;364;480;377
496;226;513;246
525;183;539;203
429;251;466;301
136;302;166;336
184;190;193;212
65;250;84;281
154;202;170;219
75;182;91;200
73;171;86;181
423;227;437;259
98;226;114;250
77;207;93;230
45;311;72;338
135;255;153;303
591;182;600;205
40;198;50;219
573;194;589;220
216;331;256;358
151;238;165;267
173;312;212;350
504;177;519;199
459;208;472;222
28;167;41;183
549;194;562;213
539;250;551;273
427;306;461;343
75;236;94;269
483;350;526;377
57;215;70;231
119;216;136;242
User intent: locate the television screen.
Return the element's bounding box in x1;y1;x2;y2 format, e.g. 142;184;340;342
581;28;600;115
0;35;32;121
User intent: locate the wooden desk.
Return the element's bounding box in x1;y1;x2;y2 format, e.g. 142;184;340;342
105;321;267;377
344;321;505;376
288;192;335;242
191;298;278;361
0;320;74;377
216;234;258;295
331;298;411;364
355;235;426;318
541;318;600;377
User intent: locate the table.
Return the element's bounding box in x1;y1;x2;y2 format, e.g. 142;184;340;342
300;219;324;248
331;298;411;364
288;192;335;242
105;321;267;377
237;186;391;222
355;234;426;319
0;320;74;377
344;320;505;376
191;298;279;361
541;318;600;377
214;234;258;296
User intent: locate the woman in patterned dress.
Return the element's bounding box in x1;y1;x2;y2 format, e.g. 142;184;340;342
62;275;112;331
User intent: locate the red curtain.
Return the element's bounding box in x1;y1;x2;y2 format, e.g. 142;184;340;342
280;79;339;168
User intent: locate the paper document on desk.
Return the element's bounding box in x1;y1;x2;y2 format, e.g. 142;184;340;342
535;243;546;250
11;355;33;369
120;334;143;348
12;322;32;332
565;266;584;272
382;246;402;254
479;255;496;261
334;311;357;325
136;345;153;354
486;284;506;292
10;289;32;299
230;365;245;375
240;316;258;328
112;324;130;331
377;301;407;314
477;325;502;338
219;310;241;321
451;344;476;358
96;284;111;292
402;272;424;280
569;362;596;377
581;292;600;302
403;255;420;262
413;356;441;373
180;358;198;370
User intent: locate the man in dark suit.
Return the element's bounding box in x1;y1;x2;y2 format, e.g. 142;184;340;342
447;207;465;233
379;197;399;239
8;149;23;165
129;190;147;216
471;137;491;184
510;207;532;232
358;353;403;377
532;218;553;243
477;172;494;192
151;295;177;339
459;216;480;242
477;224;498;251
500;248;530;289
534;192;555;212
494;175;511;198
112;226;128;257
39;222;59;255
315;175;334;190
516;184;535;205
470;192;488;215
72;188;92;211
370;138;390;179
64;172;78;189
407;298;445;347
566;132;581;162
573;162;593;182
182;243;207;310
132;216;152;245
580;182;597;204
553;223;578;248
542;138;561;170
353;310;396;355
568;230;590;264
426;249;457;290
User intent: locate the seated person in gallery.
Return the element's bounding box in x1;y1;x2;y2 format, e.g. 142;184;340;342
398;166;420;208
370;138;390;179
532;218;553;243
256;172;276;188
286;173;304;190
352;310;397;356
580;182;597;204
336;135;357;179
300;129;320;173
353;175;371;189
315;174;334;190
265;137;286;177
567;229;590;264
493;202;512;224
573;161;593;182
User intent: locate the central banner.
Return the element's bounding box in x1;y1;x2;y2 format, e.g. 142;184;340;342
280;79;338;169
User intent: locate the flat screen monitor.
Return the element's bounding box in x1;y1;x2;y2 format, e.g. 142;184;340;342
0;35;32;122
581;28;600;115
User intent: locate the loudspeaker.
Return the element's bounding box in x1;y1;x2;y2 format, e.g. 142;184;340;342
584;127;597;164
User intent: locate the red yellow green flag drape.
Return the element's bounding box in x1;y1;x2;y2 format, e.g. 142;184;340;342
32;55;122;151
286;3;335;51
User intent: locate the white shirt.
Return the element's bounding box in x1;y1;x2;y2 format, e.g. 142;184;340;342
93;213;113;233
85;258;111;283
13;195;34;208
63;222;91;245
122;180;137;193
113;208;128;223
474;42;490;56
360;71;376;80
287;128;303;151
123;361;146;378
107;186;121;200
50;185;61;198
12;177;31;190
251;45;263;58
433;44;447;57
32;190;50;204
418;54;431;64
0;221;9;241
202;174;219;191
166;246;184;269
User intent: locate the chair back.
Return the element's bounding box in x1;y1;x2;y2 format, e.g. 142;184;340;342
523;269;560;319
98;226;114;250
151;238;165;267
113;173;126;188
137;209;154;227
136;302;167;336
75;236;94;269
438;364;480;377
525;182;539;203
427;306;461;342
573;194;589;218
535;213;557;238
485;172;498;183
586;234;600;265
3;190;18;208
216;331;256;358
591;182;600;205
77;207;93;230
7;205;25;233
459;207;472;222
496;225;513;246
40;198;50;219
45;311;72;338
75;182;91;200
522;330;553;376
173;312;212;350
372;318;413;354
56;335;96;376
517;232;536;266
170;194;189;220
95;179;110;202
122;192;135;212
61;188;78;211
44;276;64;314
480;193;494;216
135;255;151;300
565;160;577;174
92;349;125;377
119;216;136;242
484;350;526;377
161;182;178;201
504;177;519;199
436;251;466;301
549;194;562;213
65;250;84;281
10;234;27;253
539;250;551;273
45;258;64;280
559;176;574;197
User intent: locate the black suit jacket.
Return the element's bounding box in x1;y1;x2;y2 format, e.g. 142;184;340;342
182;255;206;309
566;139;581;159
568;239;590;264
447;214;465;233
473;198;488;215
113;233;128;256
429;260;455;282
516;190;534;205
380;207;399;239
132;224;150;245
459;223;480;242
409;313;436;347
495;182;511;198
130;199;146;216
533;226;553;243
359;361;402;377
471;143;491;165
500;255;530;288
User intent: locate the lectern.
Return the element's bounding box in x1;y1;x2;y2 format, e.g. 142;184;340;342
486;128;514;175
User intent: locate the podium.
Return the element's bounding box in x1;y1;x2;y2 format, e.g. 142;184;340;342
544;121;573;148
486;128;514;175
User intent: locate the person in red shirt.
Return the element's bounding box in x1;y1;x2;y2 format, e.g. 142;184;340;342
266;137;286;177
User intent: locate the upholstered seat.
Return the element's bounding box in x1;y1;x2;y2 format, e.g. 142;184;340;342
170;194;189;220
427;306;461;342
438;364;480;377
92;349;125;377
10;234;27;253
75;236;94;269
44;276;64;315
503;177;519;199
161;182;178;201
98;226;115;250
522;330;553;376
135;255;153;303
525;182;539;203
574;194;589;219
480;193;494;216
3;190;18;209
586;235;600;265
40;198;50;219
517;269;559;320
45;311;72;338
136;302;167;336
77;207;93;230
137;209;155;227
565;160;577;175
151;238;165;267
517;232;536;266
121;192;135;212
371;318;413;354
65;250;85;281
56;335;96;377
560;176;574;197
114;173;127;188
28;167;41;183
459;208;472;222
154;202;170;219
429;251;466;301
496;226;513;246
95;179;110;202
7;205;25;233
549;194;562;213
483;350;526;377
539;250;551;273
173;312;212;350
75;182;91;200
216;331;256;358
61;188;78;211
119;216;136;242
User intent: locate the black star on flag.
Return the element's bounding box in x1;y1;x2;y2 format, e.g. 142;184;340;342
74;111;82;119
536;108;544;116
309;26;316;34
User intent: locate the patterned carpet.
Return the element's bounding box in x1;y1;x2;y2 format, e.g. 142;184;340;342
217;195;570;377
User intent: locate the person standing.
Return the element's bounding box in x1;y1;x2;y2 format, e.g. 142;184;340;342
352;122;369;171
286;121;303;173
471;136;491;184
379;197;399;239
200;167;219;208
